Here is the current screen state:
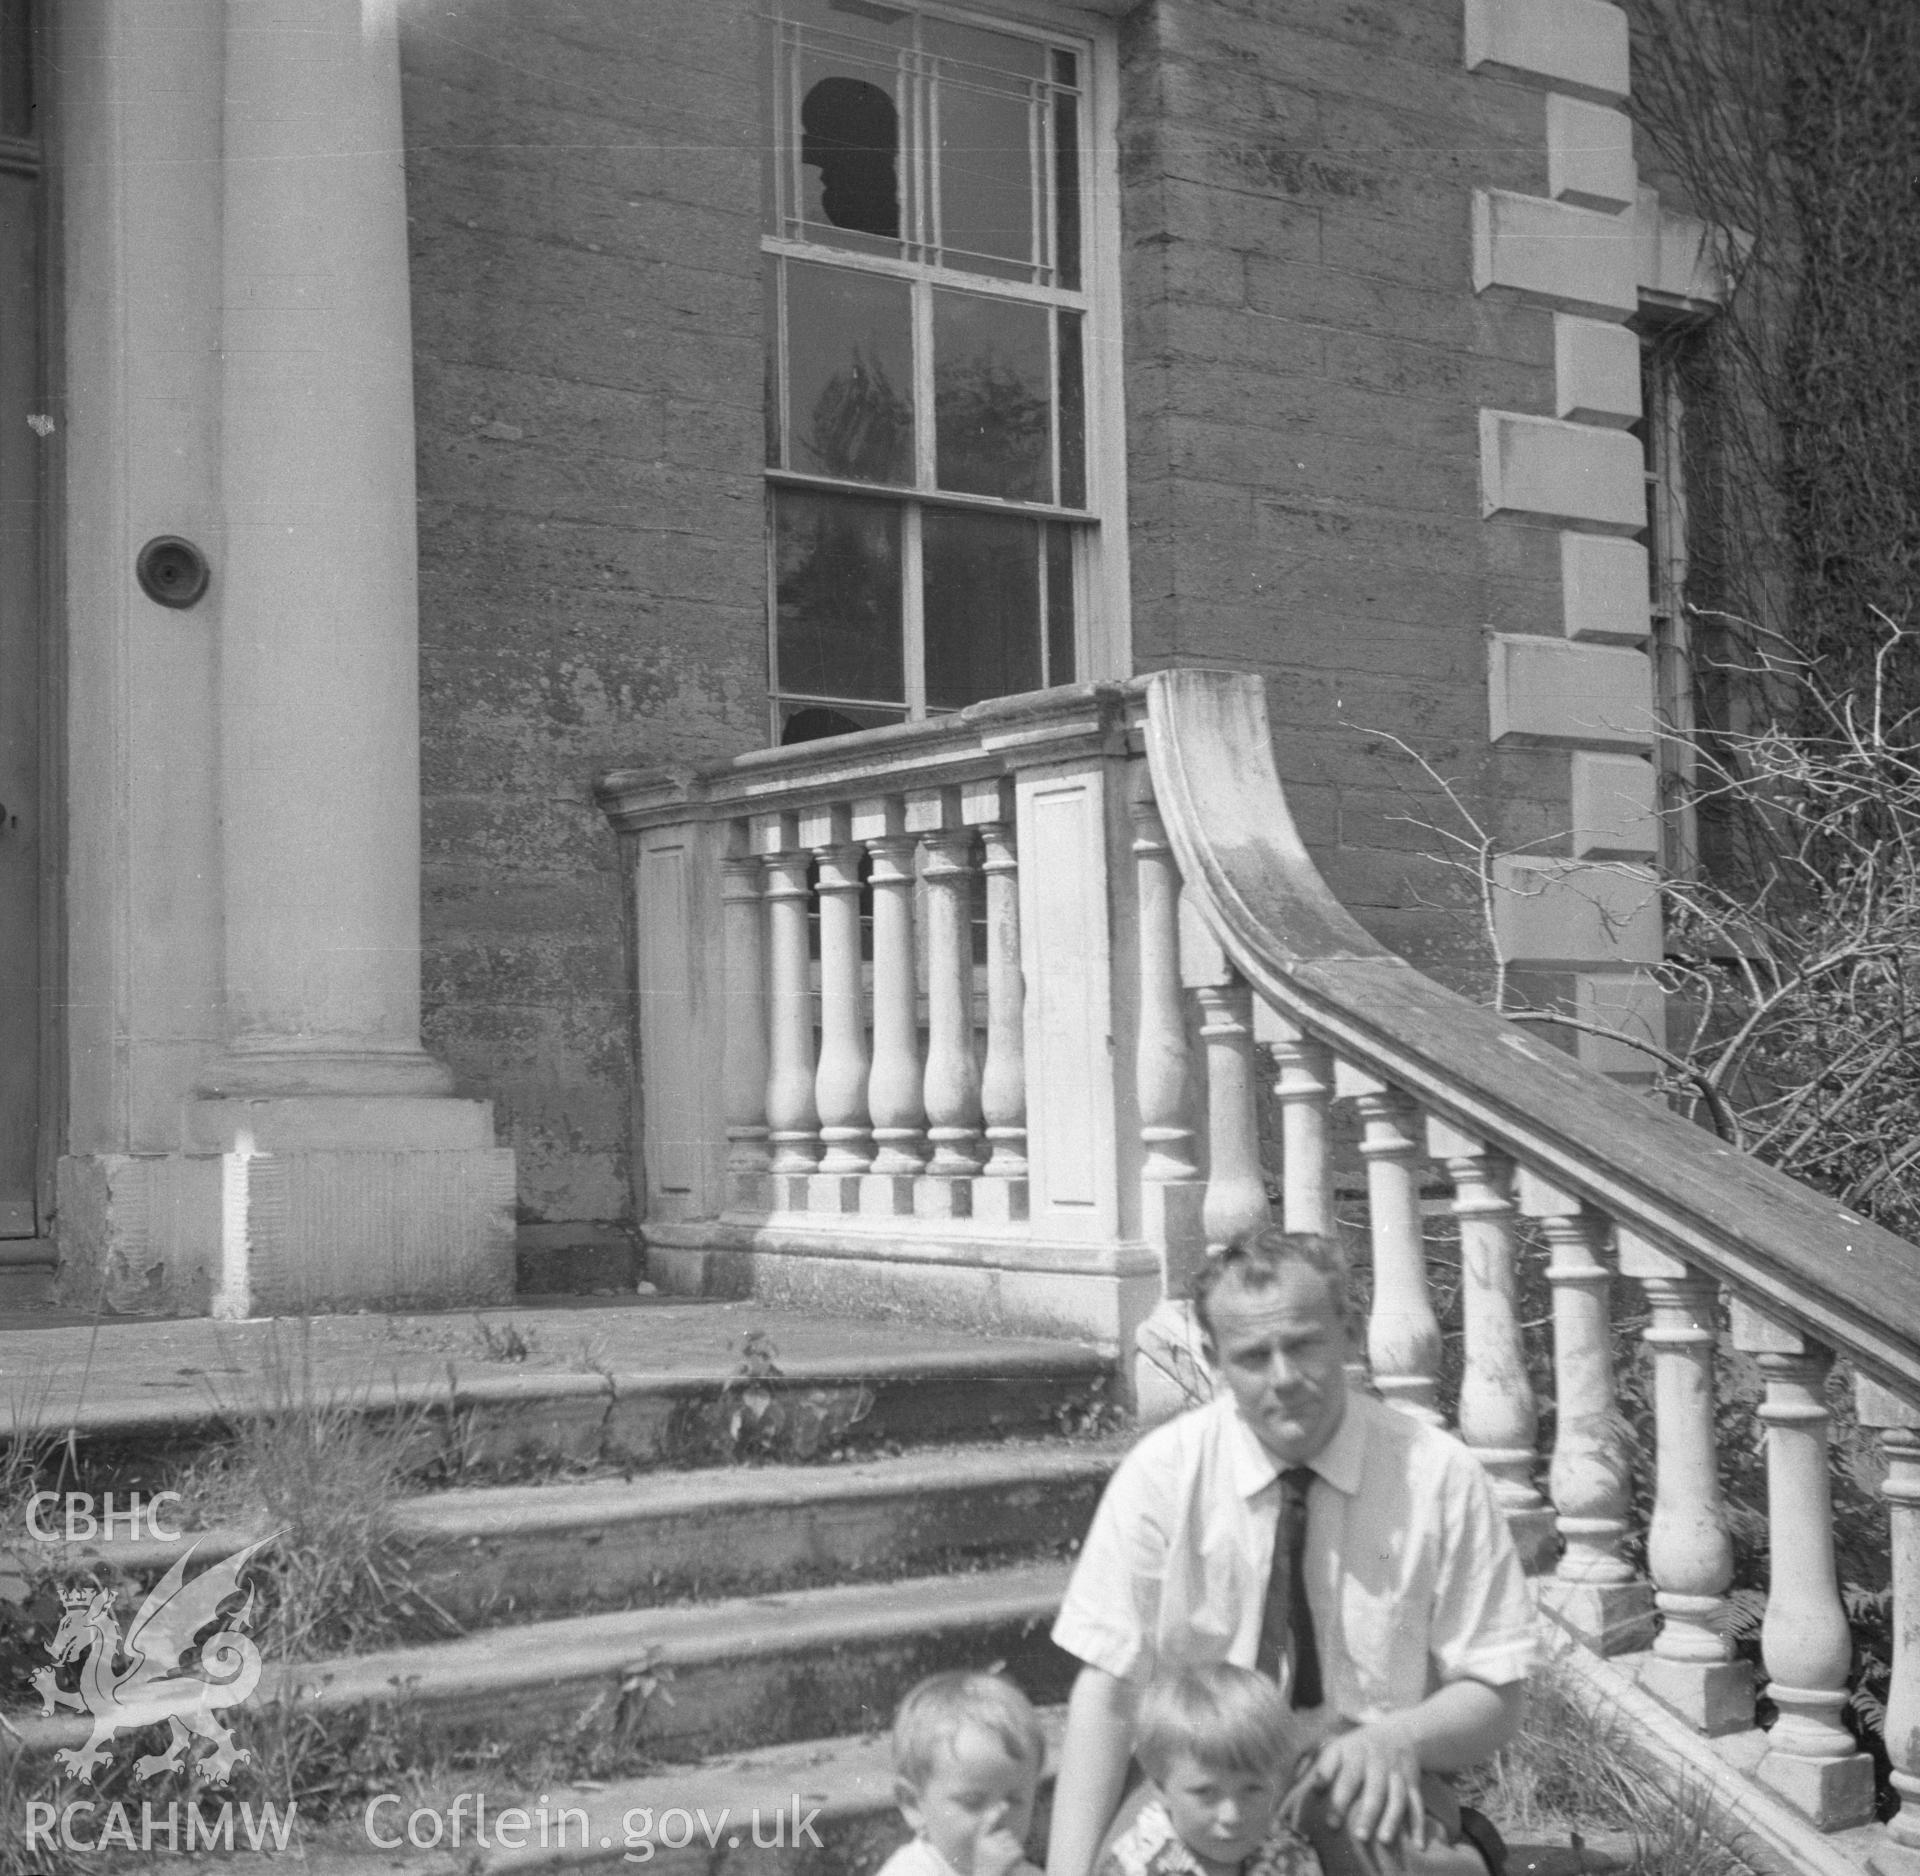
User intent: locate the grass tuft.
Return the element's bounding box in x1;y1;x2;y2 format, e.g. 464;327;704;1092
1465;1665;1755;1876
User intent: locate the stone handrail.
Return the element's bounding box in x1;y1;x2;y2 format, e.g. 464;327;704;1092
1146;666;1920;1394
1141;666;1920;1849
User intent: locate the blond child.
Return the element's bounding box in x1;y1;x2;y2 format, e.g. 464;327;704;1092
1097;1664;1324;1876
881;1670;1048;1876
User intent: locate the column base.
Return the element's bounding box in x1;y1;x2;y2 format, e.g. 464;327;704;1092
56;1093;515;1316
1537;1576;1658;1655
1636;1654;1756;1736
1756;1745;1876;1831
198;1047;455;1099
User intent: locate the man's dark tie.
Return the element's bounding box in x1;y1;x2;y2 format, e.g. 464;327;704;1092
1255;1465;1323;1709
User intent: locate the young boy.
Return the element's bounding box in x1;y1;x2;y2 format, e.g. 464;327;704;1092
881;1670;1048;1876
1098;1664;1324;1876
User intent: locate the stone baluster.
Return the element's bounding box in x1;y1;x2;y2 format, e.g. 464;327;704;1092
971;780;1027;1189
1131;783;1203;1267
1337;1066;1441;1426
756;813;819;1191
1195;966;1272;1253
1517;1171;1654;1653
1730;1300;1874;1829
854;795;923;1213
914;790;983;1192
719;828;770;1209
1857;1375;1920;1847
1271;1022;1334;1239
1619;1230;1753;1734
1130;775;1210;1422
803;802;871;1195
1427;1121;1551;1564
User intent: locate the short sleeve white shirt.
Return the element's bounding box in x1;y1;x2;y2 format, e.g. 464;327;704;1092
1052;1390;1536;1721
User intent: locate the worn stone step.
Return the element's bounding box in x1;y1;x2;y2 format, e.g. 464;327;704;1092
26;1442;1119;1620
14;1561;1077;1770
0;1302;1113;1487
281;1719;1621;1876
296;1711;1076;1874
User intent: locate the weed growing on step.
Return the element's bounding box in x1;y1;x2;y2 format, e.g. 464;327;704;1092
473;1316;536;1363
169;1322;460;1660
1463;1665;1753;1876
673;1332;877;1464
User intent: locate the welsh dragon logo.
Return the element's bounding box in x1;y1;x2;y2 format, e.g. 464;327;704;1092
31;1534;280;1785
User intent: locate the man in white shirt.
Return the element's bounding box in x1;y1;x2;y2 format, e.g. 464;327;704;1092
1046;1230;1536;1876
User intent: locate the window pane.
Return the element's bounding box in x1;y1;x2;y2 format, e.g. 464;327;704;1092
764;262;782;467
1057;310;1085;508
935;78;1035;278
923;19;1046;82
1046;524;1075;685
1052;84;1080;290
934;290;1050;501
0;0;29;142
786;260;914;485
774;490;905;704
779;700;906;744
923;509;1043;709
799;64;902;244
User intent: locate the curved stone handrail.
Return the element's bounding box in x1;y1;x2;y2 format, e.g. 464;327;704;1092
1144;665;1920;1396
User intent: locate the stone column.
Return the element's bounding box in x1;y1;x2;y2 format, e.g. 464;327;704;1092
206;0;440;1093
183;0;512;1308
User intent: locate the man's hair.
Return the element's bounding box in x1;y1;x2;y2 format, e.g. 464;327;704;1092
890;1670;1046;1791
1189;1227;1350;1343
1134;1662;1302;1784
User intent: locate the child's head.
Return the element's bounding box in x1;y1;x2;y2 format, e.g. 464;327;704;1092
1136;1664;1299;1870
892;1671;1045;1876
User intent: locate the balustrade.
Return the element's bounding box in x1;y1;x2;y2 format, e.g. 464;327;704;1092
605;670;1920;1862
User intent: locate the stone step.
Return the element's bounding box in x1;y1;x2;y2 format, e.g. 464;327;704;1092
279;1719;1610;1876
0;1303;1112;1486
30;1442;1119;1620
13;1561;1077;1770
295;1709;1071;1874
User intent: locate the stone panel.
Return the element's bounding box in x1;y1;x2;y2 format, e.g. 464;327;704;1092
1472;189;1638;318
1488;635;1653;748
1561;533;1652;642
1546;96;1636;212
1463;0;1630;103
1479;411;1645;529
1571;751;1659;858
1491;857;1661;966
1553;315;1642;427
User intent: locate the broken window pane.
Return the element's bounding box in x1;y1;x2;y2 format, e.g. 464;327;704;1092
784;260;914;485
774;490;905;703
933;289;1049;501
923;509;1043;709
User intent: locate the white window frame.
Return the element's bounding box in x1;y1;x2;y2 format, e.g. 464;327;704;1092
761;0;1129;737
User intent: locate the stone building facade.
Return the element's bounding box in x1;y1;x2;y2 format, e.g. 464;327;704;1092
1;0;1722;1313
